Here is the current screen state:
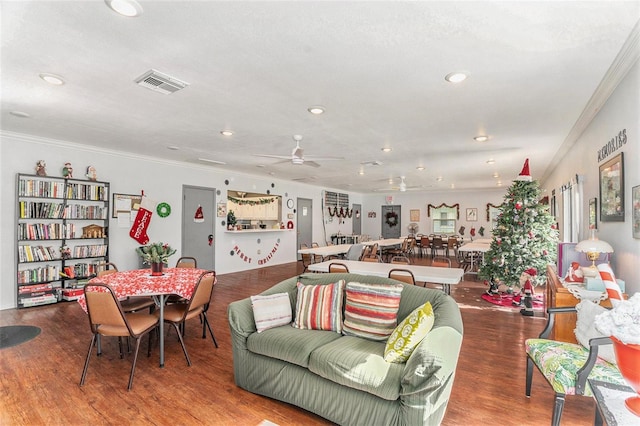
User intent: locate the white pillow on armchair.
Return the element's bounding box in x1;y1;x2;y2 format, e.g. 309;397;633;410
574;300;616;365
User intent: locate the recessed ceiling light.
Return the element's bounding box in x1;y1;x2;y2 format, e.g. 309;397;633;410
381;147;392;153
105;0;143;17
497;181;503;186
39;73;65;85
486;159;495;164
307;106;325;115
358;170;364;175
445;72;467;83
450;183;455;189
10;111;31;118
220;130;234;136
257;164;265;168
167;146;180;151
474;135;489;142
492;172;500;178
416;166;425;171
436;176;443;182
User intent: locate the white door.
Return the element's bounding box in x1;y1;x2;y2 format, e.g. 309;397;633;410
296;198;313;259
182;185;215;270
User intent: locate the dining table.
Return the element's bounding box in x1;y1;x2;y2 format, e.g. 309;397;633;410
307;259;464;295
297;244;352;260
78;267;209;367
458;241;492;275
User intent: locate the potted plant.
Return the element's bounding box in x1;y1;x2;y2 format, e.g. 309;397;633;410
227;210;237;230
136;242;176;276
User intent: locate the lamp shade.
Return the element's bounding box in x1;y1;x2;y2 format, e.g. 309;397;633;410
575;237;614;254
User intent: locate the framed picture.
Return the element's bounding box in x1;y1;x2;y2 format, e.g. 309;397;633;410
410;209;420;222
466;208;478;222
217;202;227;217
589;198;597;229
599;152;624;222
633;185;640;239
112;193;142;218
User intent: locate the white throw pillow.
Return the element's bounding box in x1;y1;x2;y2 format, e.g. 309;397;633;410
251;293;292;333
574;300;617;365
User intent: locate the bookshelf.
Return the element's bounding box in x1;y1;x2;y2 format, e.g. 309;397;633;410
15;173;110;308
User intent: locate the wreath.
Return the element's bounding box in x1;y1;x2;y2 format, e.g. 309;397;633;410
385;211;398;227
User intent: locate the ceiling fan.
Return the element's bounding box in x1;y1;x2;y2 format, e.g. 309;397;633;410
376;176;423;192
253;135;343;168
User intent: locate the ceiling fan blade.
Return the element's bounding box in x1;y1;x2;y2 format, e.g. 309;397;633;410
304;155;344;161
253;154;292;160
303;160;321;168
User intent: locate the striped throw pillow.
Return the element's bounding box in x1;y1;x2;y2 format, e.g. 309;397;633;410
293;280;345;333
251;293;292;333
342;281;404;341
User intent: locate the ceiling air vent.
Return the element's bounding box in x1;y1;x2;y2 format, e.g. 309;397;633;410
134;69;189;95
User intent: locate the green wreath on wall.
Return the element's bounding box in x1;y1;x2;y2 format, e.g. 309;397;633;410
385;211;398;227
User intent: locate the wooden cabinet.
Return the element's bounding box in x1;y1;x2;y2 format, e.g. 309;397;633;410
545;264;619;343
227;197;280;220
16;174;109;308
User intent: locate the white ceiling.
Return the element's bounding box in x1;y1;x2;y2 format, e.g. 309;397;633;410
2;1;639;193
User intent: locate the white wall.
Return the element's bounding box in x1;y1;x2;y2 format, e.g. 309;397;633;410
541;60;640;294
0;132;361;309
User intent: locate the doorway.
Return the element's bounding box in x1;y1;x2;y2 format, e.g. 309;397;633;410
296;198;313;258
182;185;216;270
381;205;401;239
351;203;361;236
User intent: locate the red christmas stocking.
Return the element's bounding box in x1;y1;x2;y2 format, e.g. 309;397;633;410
129;196;155;244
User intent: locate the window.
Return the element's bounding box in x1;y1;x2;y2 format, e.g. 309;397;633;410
432;207;457;234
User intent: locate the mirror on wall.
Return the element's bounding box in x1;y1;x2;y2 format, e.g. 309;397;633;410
227;190;281;229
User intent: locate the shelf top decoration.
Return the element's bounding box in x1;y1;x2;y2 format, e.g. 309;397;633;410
136;242;176;265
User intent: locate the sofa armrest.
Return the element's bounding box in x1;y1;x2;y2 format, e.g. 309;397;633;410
399;325;463;422
228;298;257;343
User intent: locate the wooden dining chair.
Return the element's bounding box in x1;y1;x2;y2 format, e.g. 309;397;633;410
432;256;452;268
175;256;197;268
96;262;118;277
300;243;313;272
157;270;217;366
80;283;159;390
388;268;416;285
328;263;349;273
362;256;380;263
390;256;411;264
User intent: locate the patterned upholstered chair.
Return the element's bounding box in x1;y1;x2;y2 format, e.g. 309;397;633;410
525;305;625;426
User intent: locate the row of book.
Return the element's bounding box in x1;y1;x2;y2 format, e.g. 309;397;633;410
19;201;64;219
63;205;108;219
72;245;108;259
18;223;71;240
18;292;58;308
61;263;100;279
18;179;65;199
17;265;60;284
18;245;59;263
65;183;108;201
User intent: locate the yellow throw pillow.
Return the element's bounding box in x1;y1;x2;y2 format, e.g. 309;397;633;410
383;302;434;363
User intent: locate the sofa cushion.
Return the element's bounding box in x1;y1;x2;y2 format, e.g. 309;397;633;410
251;292;292;333
308;335;404;401
342;281;403;341
293;279;345;333
247;325;342;368
384;301;435;363
574;300;617;364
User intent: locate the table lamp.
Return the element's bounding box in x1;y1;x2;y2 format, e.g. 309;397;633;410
574;230;614;276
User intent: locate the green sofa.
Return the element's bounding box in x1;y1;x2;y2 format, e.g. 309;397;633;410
227;273;464;425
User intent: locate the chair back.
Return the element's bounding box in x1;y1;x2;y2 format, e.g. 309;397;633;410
362;256;380;263
447;237;458;249
186;271;216;317
300;243;312;264
360;245;372;260
391;256;411;264
328;263;349;273
369;243;379;257
84;283;130;336
388;268;416;285
432;256;451;268
345;244;364;261
96;262;118;277
176;256;197;268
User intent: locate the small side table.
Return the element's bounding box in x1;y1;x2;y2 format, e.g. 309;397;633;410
588;379;638;425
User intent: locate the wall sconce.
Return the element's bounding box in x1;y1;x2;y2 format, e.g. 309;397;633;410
575;229;613;276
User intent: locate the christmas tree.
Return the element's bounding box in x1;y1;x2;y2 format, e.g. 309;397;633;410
479;159;559;289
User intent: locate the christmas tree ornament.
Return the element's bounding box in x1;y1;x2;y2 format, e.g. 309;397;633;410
515;201;523;210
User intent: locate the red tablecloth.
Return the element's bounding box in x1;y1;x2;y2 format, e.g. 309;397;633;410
77;268;209;312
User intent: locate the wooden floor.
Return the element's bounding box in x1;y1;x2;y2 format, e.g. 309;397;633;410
0;257;597;426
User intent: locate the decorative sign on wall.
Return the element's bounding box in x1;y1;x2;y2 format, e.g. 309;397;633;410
597;129;626;162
